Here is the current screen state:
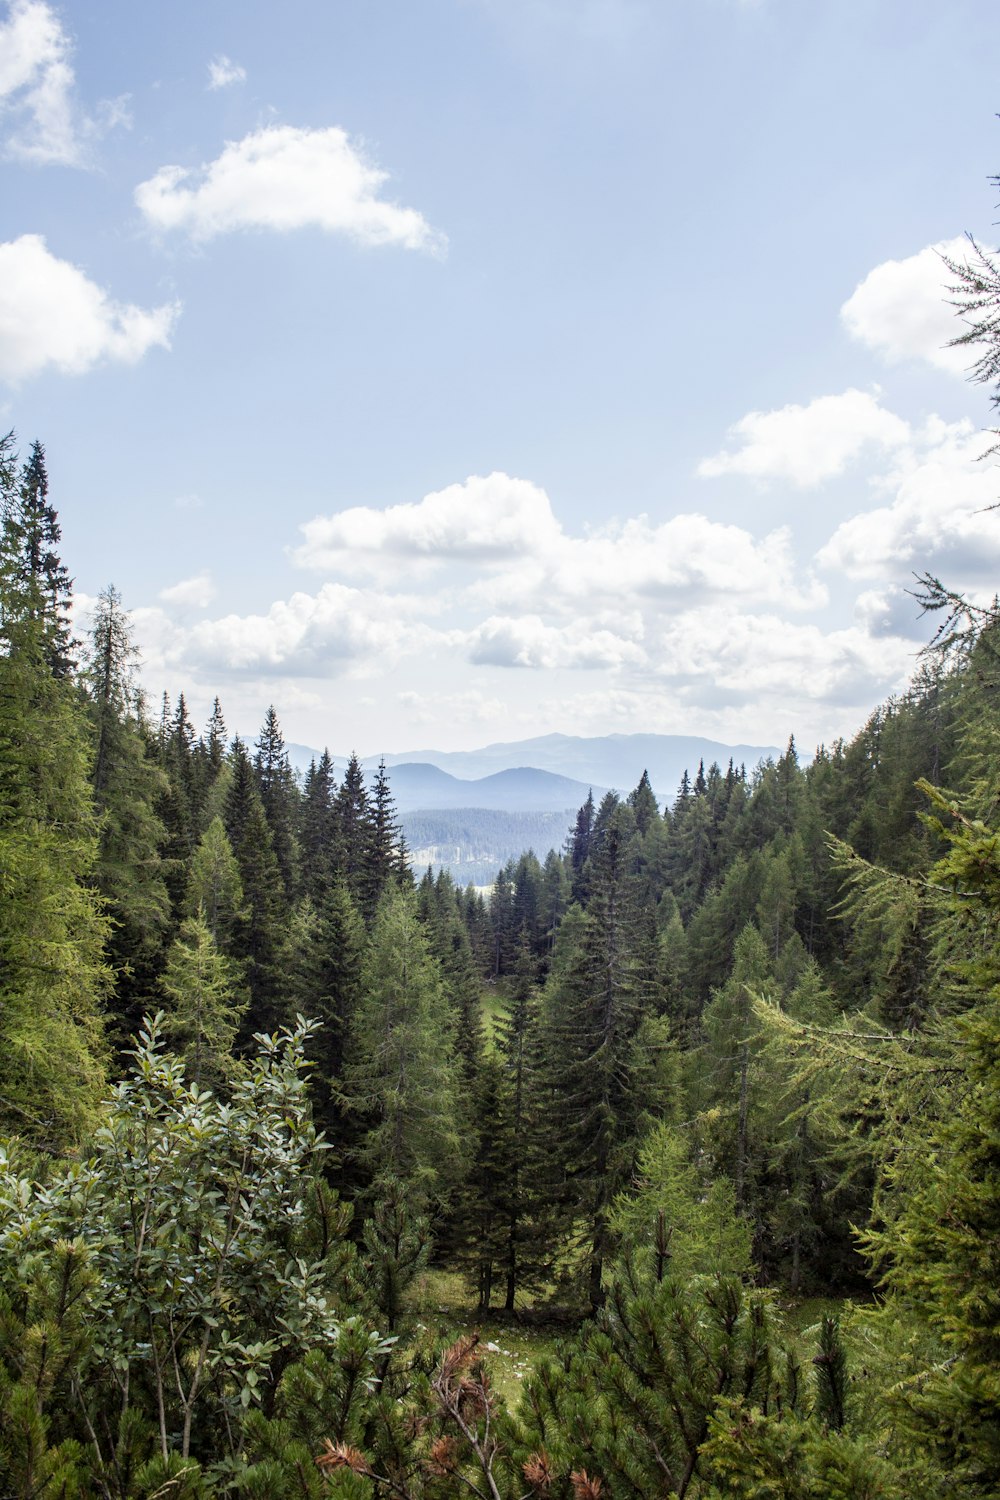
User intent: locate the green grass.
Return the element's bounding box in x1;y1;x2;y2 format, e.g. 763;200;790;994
403;1272;856;1413
403;1267;566;1412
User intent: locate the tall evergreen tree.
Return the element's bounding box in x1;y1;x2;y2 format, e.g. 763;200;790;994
254;705;299;897
300;749;339;900
337;753;371;906
494;938;558;1309
160;906;246;1090
224;737;289;1039
285;878;366;1147
0;438;75;677
187;814;245;948
83;584;170;1038
364;757;406;918
0;436;110;1144
542;797;652;1309
343;886;465;1211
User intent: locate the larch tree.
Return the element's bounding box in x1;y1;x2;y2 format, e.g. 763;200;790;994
160;905;247;1090
84;584;170;1037
344;885;465;1212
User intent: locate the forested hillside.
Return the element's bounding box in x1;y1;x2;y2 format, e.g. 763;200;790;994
4;252;1000;1494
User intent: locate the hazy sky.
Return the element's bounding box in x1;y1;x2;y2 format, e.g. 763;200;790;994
3;0;1000;754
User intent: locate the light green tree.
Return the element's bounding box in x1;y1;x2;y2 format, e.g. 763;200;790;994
344;886;465;1210
160;906;247;1089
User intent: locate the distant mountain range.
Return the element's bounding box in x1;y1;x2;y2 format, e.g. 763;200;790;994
371;762;608;815
286;732;782;808
281;733;784;885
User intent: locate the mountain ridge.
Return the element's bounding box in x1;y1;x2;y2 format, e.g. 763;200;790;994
285;731;784;803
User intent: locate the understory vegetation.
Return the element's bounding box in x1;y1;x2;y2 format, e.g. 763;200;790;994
5;200;1000;1499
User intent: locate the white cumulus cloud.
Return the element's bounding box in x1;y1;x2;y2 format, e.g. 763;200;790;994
840;236;977;376
176;584;441;678
294;473;561;573
0;0;129;164
135;124;445;253
697;388;911;487
0;234;180;383
207;54;246;90
160;572;216;610
467;614;646;670
651;608;916;714
817;419;1000;583
294;472;824;612
480;512;825;613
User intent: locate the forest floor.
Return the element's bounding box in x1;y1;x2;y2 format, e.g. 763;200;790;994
405;1269;847;1410
404;1268;564;1407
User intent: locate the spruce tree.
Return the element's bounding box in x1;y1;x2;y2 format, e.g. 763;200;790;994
336;753;372;907
0;436;110;1145
300;749;339;900
364;757;406;918
254;705;299;897
225;738;289;1039
1;437;75;677
541;798;651;1309
285;878;366;1148
494;938;558;1308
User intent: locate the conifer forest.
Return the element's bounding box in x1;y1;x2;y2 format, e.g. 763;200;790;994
6;211;1000;1500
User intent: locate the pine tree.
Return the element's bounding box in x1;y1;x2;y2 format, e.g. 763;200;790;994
567;788;595;903
417;867;484;1094
336;753;372;907
204;695;227;774
494;939;558;1308
364;757;406;918
627;769;660;835
697;923;772;1228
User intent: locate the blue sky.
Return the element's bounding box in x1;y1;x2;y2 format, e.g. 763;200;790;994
2;0;999;754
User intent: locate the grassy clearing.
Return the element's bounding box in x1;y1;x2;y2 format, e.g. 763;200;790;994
478;983;508;1046
403;1267;565;1411
404;1272;856;1412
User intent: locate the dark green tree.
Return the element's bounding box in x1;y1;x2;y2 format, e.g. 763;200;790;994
254;705;299;898
0;435;110;1146
225;737;289;1039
